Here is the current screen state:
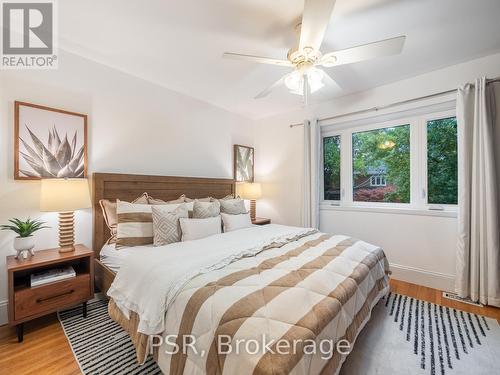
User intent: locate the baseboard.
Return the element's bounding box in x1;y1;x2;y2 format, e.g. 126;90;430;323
0;299;8;325
389;263;455;292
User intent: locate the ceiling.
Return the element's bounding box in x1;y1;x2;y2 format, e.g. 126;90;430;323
59;0;500;119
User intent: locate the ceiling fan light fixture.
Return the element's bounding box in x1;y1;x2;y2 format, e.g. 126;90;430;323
284;67;325;96
284;70;303;95
307;67;325;93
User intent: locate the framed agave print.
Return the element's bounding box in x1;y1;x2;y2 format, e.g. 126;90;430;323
233;144;254;182
14;101;88;180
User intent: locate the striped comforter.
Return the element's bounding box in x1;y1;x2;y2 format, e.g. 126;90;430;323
149;229;390;375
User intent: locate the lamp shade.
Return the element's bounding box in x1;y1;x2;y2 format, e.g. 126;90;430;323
40;178;91;212
238;182;262;200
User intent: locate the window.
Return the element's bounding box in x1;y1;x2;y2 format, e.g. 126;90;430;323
321;105;458;213
352;125;410;203
323;135;341;200
427;117;458;205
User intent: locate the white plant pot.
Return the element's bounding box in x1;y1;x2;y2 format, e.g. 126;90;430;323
13;236;35;259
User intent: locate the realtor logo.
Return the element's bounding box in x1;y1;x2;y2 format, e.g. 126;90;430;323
1;0;58;69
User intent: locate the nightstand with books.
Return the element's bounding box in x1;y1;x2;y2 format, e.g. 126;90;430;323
7;245;94;342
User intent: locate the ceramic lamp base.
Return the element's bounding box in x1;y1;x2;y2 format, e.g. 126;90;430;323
58;211;75;253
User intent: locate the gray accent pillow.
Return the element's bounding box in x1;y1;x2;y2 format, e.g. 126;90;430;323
220;198;247;215
192;200;220;218
152;204;189;246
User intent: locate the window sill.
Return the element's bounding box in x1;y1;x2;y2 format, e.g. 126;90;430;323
319;204;457;218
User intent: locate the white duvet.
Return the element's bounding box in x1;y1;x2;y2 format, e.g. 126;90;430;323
107;224;316;335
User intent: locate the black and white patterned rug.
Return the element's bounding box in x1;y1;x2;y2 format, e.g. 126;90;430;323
58;299;161;375
341;293;500;375
59;296;500;375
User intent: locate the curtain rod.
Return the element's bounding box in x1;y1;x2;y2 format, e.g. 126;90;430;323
289;76;500;128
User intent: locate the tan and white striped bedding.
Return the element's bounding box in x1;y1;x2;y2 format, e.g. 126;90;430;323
110;227;389;375
108;226;389;374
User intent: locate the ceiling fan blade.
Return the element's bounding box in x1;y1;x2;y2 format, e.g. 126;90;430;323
321;70;342;91
299;0;337;51
319;35;406;67
223;52;293;67
255;75;287;99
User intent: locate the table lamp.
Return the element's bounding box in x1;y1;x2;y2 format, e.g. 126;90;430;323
40;178;91;253
239;182;262;222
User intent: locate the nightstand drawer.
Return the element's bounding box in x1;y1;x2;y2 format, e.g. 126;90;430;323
14;274;91;321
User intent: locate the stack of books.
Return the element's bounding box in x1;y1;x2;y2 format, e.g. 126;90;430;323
30;265;76;287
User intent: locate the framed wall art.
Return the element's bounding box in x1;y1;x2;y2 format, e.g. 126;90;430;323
14;101;88;180
233;144;254;182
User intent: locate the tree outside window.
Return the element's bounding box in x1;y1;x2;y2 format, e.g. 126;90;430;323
352;125;411;203
323;135;341;200
427;117;457;205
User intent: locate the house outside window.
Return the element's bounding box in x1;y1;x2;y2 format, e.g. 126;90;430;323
370;175;387;187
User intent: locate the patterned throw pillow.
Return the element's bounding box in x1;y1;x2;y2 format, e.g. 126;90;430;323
192;200;220;218
115;201;154;249
152;204;188;246
219;198;247;215
99;193;149;244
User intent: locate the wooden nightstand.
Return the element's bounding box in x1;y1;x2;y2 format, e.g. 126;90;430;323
7;244;94;342
252;217;271;225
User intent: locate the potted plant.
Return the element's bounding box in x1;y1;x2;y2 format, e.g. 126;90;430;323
0;218;49;259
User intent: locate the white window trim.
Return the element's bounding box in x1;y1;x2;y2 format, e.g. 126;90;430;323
419;109;458;211
320;101;457;217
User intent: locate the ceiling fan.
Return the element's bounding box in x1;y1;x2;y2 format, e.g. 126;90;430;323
223;0;406;103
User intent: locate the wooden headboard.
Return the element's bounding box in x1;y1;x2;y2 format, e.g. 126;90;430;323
92;172;235;256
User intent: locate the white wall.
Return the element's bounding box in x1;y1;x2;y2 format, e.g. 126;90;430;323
0;51;254;324
254;52;500;291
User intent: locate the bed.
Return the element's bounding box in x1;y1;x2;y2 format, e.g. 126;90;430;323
92;173;390;375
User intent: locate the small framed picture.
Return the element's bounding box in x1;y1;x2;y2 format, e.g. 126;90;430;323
14;101;88;180
233;144;254;182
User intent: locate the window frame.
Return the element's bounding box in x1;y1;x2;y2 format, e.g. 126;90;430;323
419;109;458;211
320;133;342;205
320;105;457;216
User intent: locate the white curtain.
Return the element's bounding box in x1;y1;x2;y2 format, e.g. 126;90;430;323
456;77;500;307
301;119;321;229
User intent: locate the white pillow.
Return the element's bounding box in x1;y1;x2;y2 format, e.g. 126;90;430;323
221;212;253;232
180;216;222;241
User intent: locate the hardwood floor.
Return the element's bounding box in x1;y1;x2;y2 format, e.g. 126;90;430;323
389;279;500;322
0;313;80;375
0;279;498;374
